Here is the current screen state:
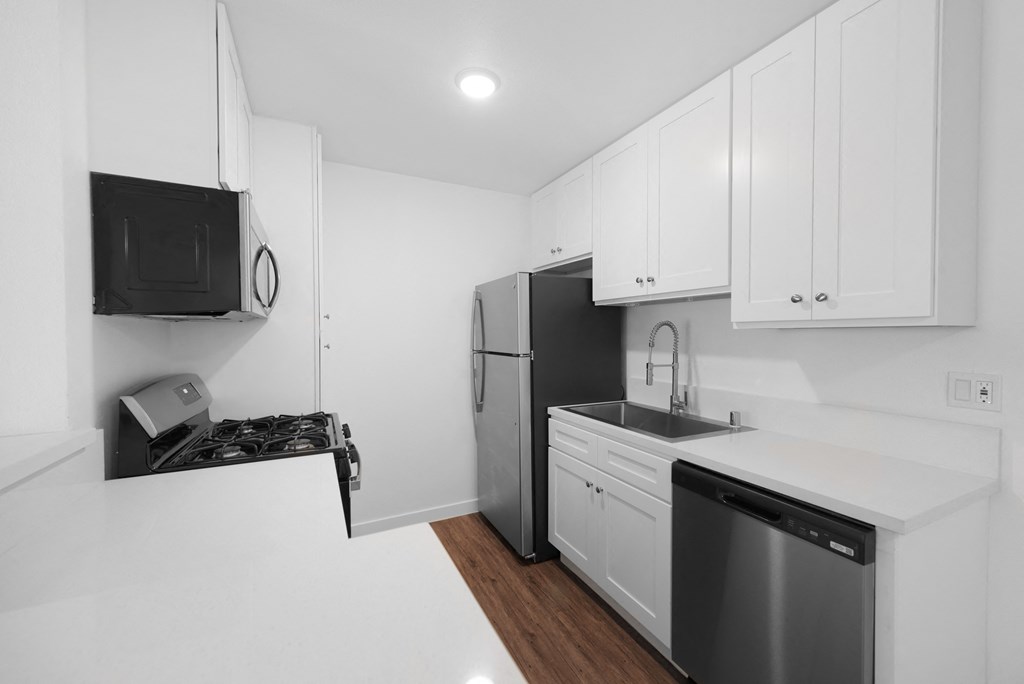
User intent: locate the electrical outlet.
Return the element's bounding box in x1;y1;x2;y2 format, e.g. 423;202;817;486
977;381;993;404
947;372;1002;412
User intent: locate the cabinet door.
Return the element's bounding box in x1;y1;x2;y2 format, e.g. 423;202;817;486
593;127;649;301
596;473;672;646
216;3;249;192
237;75;254;192
558;159;593;262
731;20;815;322
811;0;937;320
530;180;559;269
647;72;731;295
548;448;599;574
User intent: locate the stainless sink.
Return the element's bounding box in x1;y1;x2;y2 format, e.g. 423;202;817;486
561;401;738;443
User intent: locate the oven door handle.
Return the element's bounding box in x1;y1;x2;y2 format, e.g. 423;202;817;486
347;444;361;491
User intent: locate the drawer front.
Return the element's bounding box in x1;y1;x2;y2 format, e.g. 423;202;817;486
597;437;672;502
548;419;598;466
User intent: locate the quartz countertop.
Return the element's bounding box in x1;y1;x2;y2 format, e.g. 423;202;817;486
0;454;524;683
549;406;998;534
0;429;98;491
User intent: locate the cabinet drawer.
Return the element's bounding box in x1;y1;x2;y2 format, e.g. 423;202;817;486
597;437;672;502
548;419;598;466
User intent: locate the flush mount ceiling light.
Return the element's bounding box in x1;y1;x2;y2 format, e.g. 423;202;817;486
456;68;500;99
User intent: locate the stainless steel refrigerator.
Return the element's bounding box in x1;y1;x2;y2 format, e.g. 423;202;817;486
472;273;622;561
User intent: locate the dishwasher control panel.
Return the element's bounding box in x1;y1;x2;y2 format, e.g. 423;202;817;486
784;514;866;563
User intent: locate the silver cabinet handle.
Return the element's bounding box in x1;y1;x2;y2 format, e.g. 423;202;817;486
323;343;330;349
815;292;829;302
635;277;643;285
585;481;593;488
595;486;604;494
323;313;330;319
550;248;556;254
556;246;562;253
646;276;655;284
790;294;803;303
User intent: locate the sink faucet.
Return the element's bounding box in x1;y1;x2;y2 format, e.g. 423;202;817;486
646;320;688;416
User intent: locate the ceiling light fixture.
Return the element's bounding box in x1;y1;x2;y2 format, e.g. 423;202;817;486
456;68;500;99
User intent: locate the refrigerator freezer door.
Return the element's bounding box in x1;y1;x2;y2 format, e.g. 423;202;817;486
473;273;530;355
475;353;533;557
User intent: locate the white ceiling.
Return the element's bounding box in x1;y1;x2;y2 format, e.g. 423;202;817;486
223;0;835;196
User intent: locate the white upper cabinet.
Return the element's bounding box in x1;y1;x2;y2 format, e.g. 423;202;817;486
731;20;816;323
647;72;732;297
593;72;732;304
530;160;593;271
811;0;936;321
732;0;981;327
217;3;253;192
593;128;649;301
85;0;220;188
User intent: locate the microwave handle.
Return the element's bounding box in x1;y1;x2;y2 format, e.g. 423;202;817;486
265;243;281;311
252;243;281;313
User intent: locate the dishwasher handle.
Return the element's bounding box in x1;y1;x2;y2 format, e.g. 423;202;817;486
718;490;782;524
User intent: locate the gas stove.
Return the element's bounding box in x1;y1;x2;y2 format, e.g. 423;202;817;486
115;374;361;536
159;412;348;470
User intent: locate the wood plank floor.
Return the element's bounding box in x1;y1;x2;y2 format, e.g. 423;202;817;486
431;513;689;684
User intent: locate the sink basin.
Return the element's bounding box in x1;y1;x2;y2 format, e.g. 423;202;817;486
561;401;737;443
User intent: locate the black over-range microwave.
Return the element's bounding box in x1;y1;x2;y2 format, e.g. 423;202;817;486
90;173;280;321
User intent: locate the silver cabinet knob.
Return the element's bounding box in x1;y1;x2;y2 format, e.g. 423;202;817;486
595;486;604;494
585;481;593;488
815;292;829;302
636;277;644;285
556;246;562;253
323;344;331;349
790;294;803;303
323;313;330;319
646;276;655;284
550;248;556;254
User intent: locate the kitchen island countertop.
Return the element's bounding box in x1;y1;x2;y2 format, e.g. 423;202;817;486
0;453;524;683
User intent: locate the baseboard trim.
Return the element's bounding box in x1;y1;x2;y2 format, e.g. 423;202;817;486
352;498;479;537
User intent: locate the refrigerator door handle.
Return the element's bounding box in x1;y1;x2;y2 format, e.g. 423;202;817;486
472;352;485;414
472;291;485;351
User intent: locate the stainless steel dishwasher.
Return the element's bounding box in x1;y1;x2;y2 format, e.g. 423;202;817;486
671;461;875;684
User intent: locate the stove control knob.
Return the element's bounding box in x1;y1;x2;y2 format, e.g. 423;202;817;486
342;423;352;439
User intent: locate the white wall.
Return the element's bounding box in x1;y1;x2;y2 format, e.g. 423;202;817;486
321;163;529;533
625;1;1023;679
60;0;96;433
1;0;70;435
170;116;322;419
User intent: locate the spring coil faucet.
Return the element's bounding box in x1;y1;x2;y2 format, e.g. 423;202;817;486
646;320;688;416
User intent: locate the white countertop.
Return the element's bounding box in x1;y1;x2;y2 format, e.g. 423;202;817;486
0;454;524;683
549;406;998;534
0;429;98;491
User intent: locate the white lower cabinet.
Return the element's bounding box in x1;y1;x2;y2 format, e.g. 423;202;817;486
548;437;672;647
596;471;671;644
548;447;600;570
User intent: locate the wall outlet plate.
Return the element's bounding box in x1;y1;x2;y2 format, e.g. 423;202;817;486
947;372;1002;412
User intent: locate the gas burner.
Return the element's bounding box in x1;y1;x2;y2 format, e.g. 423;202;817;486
264;432;331;456
273;413;329;435
214;445;248;460
213;417;273;442
176;438;262;465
